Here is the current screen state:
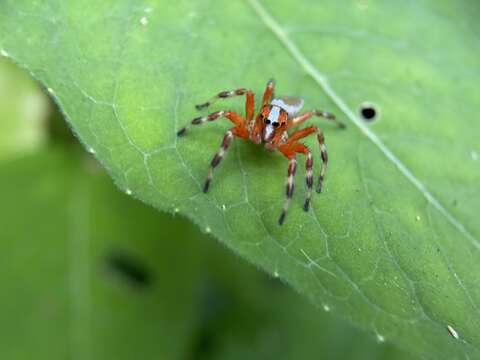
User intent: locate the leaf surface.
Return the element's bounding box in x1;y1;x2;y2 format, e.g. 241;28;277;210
0;149;207;359
0;147;409;359
1;1;479;357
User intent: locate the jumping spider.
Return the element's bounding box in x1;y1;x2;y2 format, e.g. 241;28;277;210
177;80;345;225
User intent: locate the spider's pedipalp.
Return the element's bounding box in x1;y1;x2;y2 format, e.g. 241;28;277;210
195;88;248;110
203;130;234;193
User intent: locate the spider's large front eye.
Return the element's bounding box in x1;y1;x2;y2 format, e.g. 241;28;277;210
273;122;280;128
265;119;271;125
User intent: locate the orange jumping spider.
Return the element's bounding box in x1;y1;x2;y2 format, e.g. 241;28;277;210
178;80;345;225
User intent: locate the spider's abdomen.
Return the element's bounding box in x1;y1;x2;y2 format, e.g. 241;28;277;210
271;96;304;116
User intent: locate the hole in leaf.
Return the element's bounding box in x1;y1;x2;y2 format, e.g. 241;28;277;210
359;103;378;122
106;250;152;288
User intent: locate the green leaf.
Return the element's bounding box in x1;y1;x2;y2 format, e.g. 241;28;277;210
195;242;411;360
1;1;478;358
0;146;409;359
0;149;208;359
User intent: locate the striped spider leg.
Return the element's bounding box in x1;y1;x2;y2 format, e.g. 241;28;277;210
177;85;256;192
274;108;345;224
177;79;345;225
277;125;327;225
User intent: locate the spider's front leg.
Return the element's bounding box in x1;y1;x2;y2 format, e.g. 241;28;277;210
203;126;248;193
195;88;246;110
198;79;273;110
261;79;275;106
177;110;245;137
195;87;255;116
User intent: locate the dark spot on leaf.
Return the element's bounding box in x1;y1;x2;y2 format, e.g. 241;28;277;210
359;103;378;122
106;250;152;288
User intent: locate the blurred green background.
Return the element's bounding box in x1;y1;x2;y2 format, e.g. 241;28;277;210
0;57;411;359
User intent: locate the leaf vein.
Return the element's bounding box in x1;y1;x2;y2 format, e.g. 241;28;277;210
246;0;480;250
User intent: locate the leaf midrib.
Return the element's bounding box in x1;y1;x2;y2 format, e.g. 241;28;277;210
246;0;479;249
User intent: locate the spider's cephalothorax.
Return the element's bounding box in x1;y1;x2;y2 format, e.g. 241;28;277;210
177;80;345;225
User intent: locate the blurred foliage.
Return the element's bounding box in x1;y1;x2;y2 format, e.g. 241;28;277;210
0;58;410;359
0;57;49;160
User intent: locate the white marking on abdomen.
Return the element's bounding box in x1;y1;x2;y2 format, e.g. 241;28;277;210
272;97;304;116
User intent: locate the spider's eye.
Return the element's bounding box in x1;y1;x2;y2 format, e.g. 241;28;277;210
265;119;271;125
273;122;280;128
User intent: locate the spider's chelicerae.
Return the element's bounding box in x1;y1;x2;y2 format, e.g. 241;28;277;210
177;80;345;225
